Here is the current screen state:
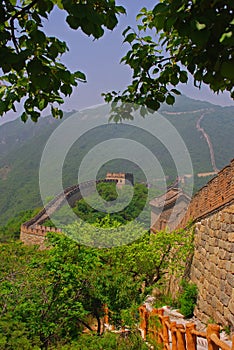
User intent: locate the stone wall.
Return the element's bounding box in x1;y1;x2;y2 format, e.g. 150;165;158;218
20;179;117;247
20;224;62;249
154;159;234;329
191;202;234;329
179;159;234;227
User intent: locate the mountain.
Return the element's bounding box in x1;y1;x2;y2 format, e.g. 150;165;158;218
0;95;233;224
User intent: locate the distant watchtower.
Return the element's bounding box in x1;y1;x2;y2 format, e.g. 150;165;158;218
105;172;134;187
150;187;190;232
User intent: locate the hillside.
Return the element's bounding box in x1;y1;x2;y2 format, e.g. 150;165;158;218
0;95;233;224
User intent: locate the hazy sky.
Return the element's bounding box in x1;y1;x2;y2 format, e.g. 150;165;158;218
1;1;233;124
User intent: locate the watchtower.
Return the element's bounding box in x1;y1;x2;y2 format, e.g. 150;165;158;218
105;172;134;187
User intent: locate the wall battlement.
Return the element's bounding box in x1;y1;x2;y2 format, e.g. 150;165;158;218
179;159;234;227
20;178;119;248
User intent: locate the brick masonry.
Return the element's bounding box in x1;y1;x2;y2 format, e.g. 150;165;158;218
20;224;62;249
190;203;234;328
185;159;234;329
179;159;234;227
20;178;118;248
150;159;234;329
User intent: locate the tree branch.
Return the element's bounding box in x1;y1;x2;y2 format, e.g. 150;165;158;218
7;0;38;22
8;0;39;53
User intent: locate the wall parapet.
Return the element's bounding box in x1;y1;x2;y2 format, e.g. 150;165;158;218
20;179;117;246
179;158;234;228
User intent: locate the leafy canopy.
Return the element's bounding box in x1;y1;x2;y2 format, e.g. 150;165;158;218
0;0;125;121
1;1;233;122
104;0;234;114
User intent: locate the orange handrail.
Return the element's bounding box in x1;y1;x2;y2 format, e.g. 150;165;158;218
139;307;233;350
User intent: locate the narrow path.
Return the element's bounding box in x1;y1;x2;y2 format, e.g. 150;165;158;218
163;108;219;173
196;111;219;173
162;108;209;115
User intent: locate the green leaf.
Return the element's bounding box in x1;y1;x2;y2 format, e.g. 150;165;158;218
171;88;181;95
122;26;131;37
0;100;7;114
221;61;234;80
179;71;188;83
66;15;80;30
54;96;64;104
123;33;136;44
61;84;72;96
115;6;126;14
146;98;160;110
20;112;28;122
38;98;47;111
30;111;40;122
166;95;175;105
219;31;232;43
74;71;86;81
27;59;44;75
195;21;206;30
153;3;167;14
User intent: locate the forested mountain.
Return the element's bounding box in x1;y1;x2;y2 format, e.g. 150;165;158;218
0;95;233;224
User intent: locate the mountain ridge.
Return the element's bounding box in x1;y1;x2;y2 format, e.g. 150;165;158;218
0;95;233;224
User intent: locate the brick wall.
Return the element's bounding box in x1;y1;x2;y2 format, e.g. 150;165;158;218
179;159;234;228
20;224;62;249
20;179;117;247
191;202;234;329
182;159;234;329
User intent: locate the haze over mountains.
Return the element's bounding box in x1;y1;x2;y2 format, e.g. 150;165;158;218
0;95;233;224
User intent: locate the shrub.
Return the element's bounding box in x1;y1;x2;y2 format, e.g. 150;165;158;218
178;280;197;318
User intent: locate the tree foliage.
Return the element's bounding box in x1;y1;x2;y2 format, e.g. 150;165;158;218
73;182;149;226
0;208;41;242
0;1;233;122
104;0;234;114
0;222;194;348
0;0;125;121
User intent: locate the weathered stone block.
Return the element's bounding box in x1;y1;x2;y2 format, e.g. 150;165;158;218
218;239;229;250
220;269;227;280
228;299;234;314
228;232;234;242
220;292;230;307
225;261;232;272
226;273;234;288
224;280;233;296
210;254;219;265
211;296;224;314
218;249;226;259
224;308;234;331
214;311;226;326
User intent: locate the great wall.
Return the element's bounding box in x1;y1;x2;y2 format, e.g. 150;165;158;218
20;160;234;332
20;179;117;247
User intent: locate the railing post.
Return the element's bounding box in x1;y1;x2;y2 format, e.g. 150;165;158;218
207;324;220;350
139;305;148;340
103;304;109;329
186;323;197;350
157;308;164;345
149;308;159;344
176;324;186;350
162;315;170;350
171;322;177;350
